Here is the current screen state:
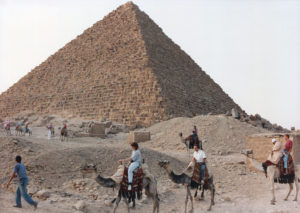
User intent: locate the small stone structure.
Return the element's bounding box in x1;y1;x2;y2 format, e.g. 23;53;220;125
89;123;105;138
127;131;150;143
245;133;300;172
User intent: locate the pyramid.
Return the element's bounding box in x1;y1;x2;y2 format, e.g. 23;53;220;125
0;2;241;127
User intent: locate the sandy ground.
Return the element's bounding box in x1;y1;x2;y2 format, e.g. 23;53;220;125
0;115;299;213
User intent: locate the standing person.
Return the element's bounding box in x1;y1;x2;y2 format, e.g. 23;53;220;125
192;144;206;184
283;134;293;174
118;142;141;190
6;155;38;209
47;123;53;140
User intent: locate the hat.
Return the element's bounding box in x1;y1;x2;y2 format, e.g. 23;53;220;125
272;138;277;143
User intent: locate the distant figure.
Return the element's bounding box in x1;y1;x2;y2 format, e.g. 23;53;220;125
47;123;53;140
283;134;293;174
6;155;38;209
193;126;198;135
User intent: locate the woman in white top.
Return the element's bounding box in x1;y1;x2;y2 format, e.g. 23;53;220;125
192;144;206;183
118;142;141;190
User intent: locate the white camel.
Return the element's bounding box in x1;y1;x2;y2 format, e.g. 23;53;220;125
247;156;299;205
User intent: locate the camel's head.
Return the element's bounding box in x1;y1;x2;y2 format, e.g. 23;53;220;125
158;160;170;169
80;163;97;178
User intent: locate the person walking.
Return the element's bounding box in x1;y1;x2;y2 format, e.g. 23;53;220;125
6;155;38;209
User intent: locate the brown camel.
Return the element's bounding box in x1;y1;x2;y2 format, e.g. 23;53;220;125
81;164;159;213
158;160;215;212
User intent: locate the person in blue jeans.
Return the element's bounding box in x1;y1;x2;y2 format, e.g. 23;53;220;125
192;144;206;185
6;155;38;209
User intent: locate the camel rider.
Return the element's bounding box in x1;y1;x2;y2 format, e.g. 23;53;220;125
63;124;67;130
25;124;29;132
267;138;283;164
193;144;206;184
118;142;141;190
283;134;293;174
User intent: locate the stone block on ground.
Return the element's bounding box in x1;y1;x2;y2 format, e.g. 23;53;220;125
127;131;150;143
89;123;105;138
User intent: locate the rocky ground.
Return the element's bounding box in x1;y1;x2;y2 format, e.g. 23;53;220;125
0;115;299;213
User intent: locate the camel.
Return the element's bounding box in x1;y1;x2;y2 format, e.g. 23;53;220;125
15;125;23;136
81;164;159;213
158;160;215;212
60;128;68;141
15;125;32;136
50;126;55;137
246;156;299;205
4;125;11;136
179;133;202;154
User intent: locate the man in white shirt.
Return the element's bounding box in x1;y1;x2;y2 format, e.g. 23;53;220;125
192;144;206;184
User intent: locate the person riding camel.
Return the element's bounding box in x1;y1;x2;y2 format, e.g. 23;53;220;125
267;138;283;165
25;123;29;133
192;144;206;184
118;142;141;191
283;134;293;174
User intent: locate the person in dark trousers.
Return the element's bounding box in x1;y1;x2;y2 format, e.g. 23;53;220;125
6;155;38;209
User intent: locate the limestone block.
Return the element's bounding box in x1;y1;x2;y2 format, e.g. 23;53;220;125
89;123;105;138
127;131;150;143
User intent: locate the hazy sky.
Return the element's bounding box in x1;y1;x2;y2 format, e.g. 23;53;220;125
0;0;299;129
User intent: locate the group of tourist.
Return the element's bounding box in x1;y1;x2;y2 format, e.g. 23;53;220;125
5;125;294;210
265;134;294;174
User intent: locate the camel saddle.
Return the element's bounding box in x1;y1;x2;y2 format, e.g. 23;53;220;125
263;155;295;184
191;162;209;185
276;154;295;184
120;166;144;198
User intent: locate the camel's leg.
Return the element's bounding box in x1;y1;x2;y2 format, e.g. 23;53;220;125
152;194;159;213
123;196;130;213
113;195;121;213
200;187;204;200
284;183;293;201
207;184;215;211
185;187;189;213
187;186;193;213
270;177;276;204
293;180;299;201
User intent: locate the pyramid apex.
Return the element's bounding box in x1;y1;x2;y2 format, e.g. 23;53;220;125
119;1;139;10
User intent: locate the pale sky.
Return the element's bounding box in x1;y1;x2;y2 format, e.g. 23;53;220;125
0;0;299;129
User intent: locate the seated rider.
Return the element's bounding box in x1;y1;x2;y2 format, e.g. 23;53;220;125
192;144;206;184
283;134;293;174
267;138;283;165
25;123;29;132
63;124;67;130
118;142;141;190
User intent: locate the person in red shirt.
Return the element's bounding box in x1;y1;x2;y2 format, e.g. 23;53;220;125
283;134;293;173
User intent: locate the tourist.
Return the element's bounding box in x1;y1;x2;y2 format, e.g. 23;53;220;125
47;123;53;139
193;125;198;135
6;155;38;209
192;144;206;184
283;134;293;174
267;138;282;164
118;142;141;190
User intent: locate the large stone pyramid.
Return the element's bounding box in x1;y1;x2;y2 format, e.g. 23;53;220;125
0;2;241;126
